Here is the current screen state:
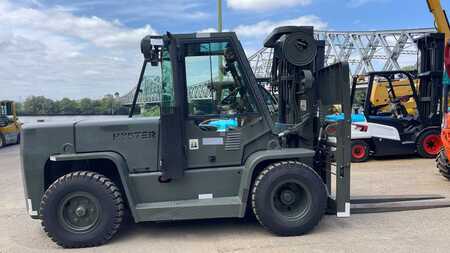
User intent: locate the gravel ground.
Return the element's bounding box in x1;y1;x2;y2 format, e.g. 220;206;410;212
2;144;450;253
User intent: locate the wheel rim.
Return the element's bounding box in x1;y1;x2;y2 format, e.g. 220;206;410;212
352;144;366;160
58;191;101;233
271;180;311;221
422;134;442;156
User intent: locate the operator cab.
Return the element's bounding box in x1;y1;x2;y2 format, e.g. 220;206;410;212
357;71;420;133
131;32;278;180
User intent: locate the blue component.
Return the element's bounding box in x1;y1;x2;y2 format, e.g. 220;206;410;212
207;118;238;132
325;113;366;123
444;72;450;86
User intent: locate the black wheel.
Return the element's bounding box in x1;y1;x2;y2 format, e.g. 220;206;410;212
16;133;20;144
437;148;450;180
40;171;124;248
351;140;370;163
417;130;442;158
0;133;5;148
251;161;327;236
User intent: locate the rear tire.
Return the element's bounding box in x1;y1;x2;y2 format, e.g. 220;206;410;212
16;133;20;144
40;171;124;248
417;130;442;158
437;148;450;180
251;161;327;236
351;140;370;163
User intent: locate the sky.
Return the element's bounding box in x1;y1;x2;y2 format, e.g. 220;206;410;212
0;0;448;101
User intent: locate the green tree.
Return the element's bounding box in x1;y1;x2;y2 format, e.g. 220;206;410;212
23;96;55;114
20;95;129;115
79;98;94;115
57;98;80;114
401;65;417;71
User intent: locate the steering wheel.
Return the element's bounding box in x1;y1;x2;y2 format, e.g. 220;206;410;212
390;99;408;118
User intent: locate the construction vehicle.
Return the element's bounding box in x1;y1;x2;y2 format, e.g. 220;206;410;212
347;0;450;163
349;33;445;162
437;44;450;178
428;0;450;43
429;0;450;178
0;100;20;148
20;26;450;248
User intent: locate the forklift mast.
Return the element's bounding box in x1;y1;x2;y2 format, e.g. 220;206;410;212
416;33;445;125
264;26;325;149
264;26;351;215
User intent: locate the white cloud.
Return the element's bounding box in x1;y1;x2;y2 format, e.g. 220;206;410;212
234;15;328;38
0;6;157;48
198;15;328;56
347;0;389;8
198;28;218;33
0;0;329;100
227;0;312;11
0;0;157;100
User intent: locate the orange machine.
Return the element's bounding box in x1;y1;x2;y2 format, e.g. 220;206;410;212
441;43;450;158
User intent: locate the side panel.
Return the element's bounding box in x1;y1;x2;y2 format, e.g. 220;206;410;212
129;167;242;204
20;122;76;218
367;122;401;141
371;139;415;156
0;121;20;145
130;167;243;221
75;118;160;173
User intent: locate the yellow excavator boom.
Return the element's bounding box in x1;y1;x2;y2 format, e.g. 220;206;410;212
427;0;450;43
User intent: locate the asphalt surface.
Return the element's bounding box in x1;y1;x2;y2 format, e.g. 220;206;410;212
2;144;450;252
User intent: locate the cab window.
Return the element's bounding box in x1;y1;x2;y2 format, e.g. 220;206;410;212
183;41;259;131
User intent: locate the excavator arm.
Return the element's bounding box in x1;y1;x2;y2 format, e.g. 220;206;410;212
427;0;450;43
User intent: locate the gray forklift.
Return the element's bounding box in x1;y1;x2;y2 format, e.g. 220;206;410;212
19;26;450;248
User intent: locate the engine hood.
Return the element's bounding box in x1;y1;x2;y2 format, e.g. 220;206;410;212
22;121;77;155
75;117;160;173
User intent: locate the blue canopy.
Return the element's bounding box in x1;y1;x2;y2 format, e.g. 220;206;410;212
325;113;366;123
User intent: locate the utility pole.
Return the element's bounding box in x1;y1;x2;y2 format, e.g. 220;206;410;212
217;0;223;33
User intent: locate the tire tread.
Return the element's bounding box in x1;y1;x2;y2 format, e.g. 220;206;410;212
40;171;124;248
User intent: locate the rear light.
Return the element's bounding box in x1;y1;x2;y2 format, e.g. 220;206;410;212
325;123;337;135
353;123;368;132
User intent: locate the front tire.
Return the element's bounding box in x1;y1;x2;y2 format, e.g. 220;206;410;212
40;171;124;248
437;148;450;180
417;130;442;158
251;161;327;236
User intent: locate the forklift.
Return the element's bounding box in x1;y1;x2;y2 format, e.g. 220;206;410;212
437;43;450;178
0;100;20;148
349;33;445;162
20;26;450;248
